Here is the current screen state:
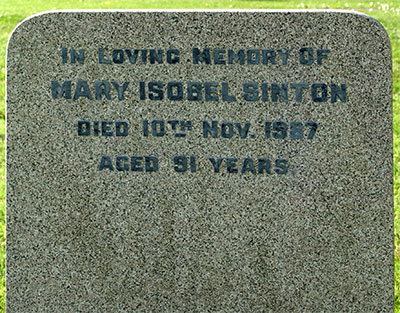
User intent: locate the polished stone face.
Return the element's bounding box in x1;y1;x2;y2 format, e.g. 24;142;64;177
6;11;392;312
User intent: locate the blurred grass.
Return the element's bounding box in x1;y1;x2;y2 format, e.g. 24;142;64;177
0;1;399;312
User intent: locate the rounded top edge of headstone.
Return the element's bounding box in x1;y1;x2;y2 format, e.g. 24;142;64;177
6;9;391;56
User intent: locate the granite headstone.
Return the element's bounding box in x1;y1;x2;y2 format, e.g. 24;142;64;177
6;11;393;312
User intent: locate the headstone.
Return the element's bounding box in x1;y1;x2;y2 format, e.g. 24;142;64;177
6;11;393;312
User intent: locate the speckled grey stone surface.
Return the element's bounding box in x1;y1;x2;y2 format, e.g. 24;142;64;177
6;11;393;312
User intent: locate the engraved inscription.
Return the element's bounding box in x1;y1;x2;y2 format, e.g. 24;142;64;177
53;46;345;175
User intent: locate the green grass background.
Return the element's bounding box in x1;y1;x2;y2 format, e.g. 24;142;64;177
0;0;399;311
